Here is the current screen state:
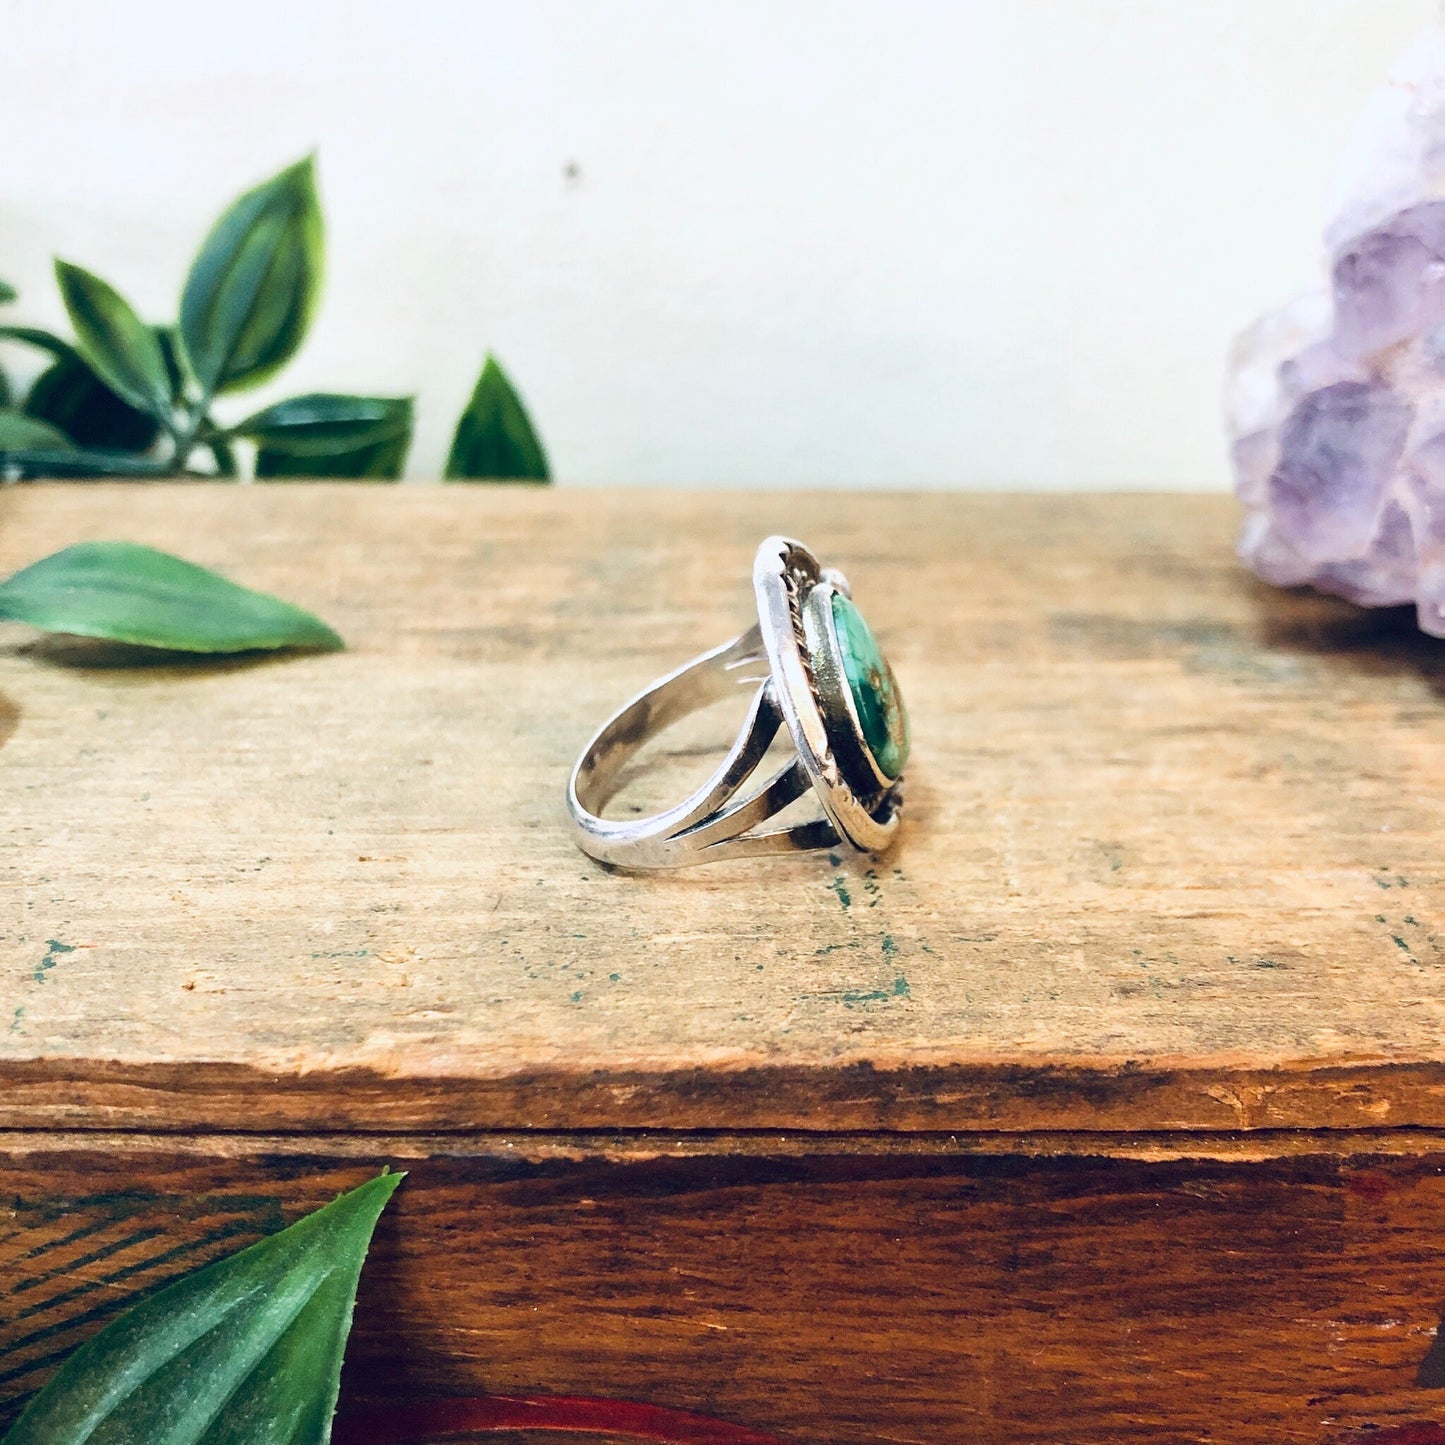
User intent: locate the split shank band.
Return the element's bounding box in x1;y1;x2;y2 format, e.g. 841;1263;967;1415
566;537;910;869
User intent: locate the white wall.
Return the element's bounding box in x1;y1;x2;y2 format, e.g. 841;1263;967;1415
0;0;1436;488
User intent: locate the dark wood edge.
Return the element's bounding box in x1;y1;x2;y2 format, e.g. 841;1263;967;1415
4;1056;1445;1137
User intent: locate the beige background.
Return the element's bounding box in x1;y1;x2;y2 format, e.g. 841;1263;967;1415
0;0;1436;487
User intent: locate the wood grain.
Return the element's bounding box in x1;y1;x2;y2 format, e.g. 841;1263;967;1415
6;1138;1445;1443
2;485;1445;1134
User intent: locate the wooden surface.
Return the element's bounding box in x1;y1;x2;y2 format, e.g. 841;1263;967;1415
6;1135;1445;1444
2;484;1445;1135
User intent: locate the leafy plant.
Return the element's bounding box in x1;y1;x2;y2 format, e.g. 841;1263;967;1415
0;162;550;482
0;541;343;653
0;1172;401;1445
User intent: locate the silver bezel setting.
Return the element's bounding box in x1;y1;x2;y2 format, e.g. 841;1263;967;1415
753;536;902;854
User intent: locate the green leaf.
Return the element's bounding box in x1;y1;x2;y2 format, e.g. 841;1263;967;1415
256;427;410;480
23;352;162;451
0;324;80;362
0;367;10;408
0;413;75;450
179;157;323;397
445;354;550;482
54;261;173;422
0;449;172;480
236;393;412;480
0;541;344;651
0;279;15;304
235;392;412;457
0;1172;400;1445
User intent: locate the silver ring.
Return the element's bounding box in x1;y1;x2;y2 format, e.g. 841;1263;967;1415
566;536;910;869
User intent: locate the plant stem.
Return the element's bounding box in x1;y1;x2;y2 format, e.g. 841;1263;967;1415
209;435;238;478
168;391;216;474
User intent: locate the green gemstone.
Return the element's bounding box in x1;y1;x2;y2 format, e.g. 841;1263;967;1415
831;592;910;779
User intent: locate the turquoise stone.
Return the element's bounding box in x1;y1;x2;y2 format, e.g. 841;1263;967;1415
831;592;910;779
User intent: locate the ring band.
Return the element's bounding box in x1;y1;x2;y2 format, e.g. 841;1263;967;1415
566;537;910;869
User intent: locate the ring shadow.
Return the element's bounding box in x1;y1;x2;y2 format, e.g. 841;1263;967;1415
1248;578;1445;696
0;691;17;750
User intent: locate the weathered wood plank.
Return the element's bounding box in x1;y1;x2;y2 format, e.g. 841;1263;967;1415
4;1138;1445;1443
2;485;1444;1133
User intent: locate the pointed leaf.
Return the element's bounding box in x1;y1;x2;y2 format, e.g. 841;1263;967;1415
235;393;412;457
54;261;172;422
445;354;550;482
24;352;162;451
0;449;172;480
0;414;74;450
0;541;344;652
180;157;323;396
0;1172;400;1445
0;279;15;304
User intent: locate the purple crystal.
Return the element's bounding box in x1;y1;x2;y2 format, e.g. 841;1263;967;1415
1331;203;1445;358
1228;19;1445;636
1268;381;1412;563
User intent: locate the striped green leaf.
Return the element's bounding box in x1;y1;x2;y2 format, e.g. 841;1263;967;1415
179;157;323;397
0;1173;399;1445
54;261;173;423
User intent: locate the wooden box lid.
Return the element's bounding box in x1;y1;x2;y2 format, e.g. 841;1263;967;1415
1;484;1440;1138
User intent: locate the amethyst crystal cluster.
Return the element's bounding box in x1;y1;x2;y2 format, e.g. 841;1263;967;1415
1229;19;1445;635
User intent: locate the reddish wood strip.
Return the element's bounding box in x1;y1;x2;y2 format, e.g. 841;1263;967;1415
4;1140;1445;1443
336;1395;785;1443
